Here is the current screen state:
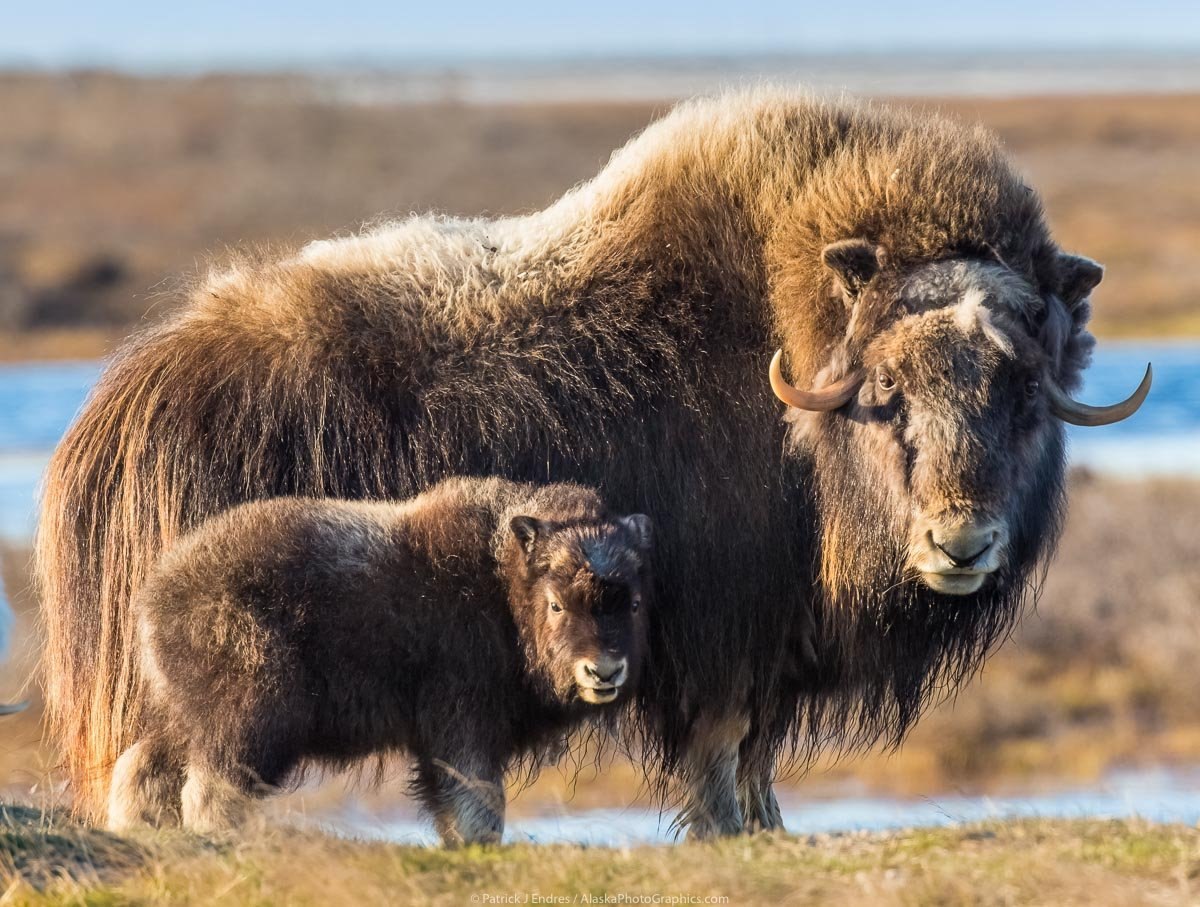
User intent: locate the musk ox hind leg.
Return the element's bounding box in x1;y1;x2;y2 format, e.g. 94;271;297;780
180;759;255;835
673;713;749;840
107;737;185;831
413;757;506;847
178;726;301;834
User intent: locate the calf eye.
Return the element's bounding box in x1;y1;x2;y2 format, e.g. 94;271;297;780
1025;378;1040;398
877;369;896;391
548;600;563;614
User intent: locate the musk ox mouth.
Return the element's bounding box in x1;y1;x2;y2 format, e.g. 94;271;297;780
577;685;621;705
572;657;628;704
919;570;992;596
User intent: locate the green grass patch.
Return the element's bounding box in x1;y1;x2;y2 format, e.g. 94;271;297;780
0;808;1197;906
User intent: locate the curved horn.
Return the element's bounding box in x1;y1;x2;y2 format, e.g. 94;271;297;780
1047;363;1152;427
769;350;863;412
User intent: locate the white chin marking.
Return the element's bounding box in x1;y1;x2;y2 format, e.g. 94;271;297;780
578;687;620;705
921;572;988;596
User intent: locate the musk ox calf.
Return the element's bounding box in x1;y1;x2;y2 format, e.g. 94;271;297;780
107;477;652;844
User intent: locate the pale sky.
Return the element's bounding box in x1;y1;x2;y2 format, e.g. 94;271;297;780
3;1;1199;69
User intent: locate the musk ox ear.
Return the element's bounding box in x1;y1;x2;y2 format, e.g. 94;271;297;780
821;239;883;295
620;514;652;551
509;516;543;556
1057;253;1104;308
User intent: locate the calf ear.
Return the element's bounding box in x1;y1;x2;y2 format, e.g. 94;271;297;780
620;514;653;551
509;516;542;555
1057;253;1103;308
821;239;883;295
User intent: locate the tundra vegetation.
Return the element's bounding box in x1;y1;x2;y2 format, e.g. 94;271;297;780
0;806;1197;906
0;78;1197;356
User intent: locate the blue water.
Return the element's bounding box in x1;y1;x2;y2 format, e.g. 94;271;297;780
1069;342;1200;475
0;343;1196;542
314;767;1200;846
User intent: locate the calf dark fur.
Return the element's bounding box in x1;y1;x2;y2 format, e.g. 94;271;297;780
107;478;652;844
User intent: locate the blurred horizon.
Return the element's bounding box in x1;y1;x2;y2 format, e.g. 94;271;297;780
6;46;1200;74
5;50;1200;104
5;1;1200;71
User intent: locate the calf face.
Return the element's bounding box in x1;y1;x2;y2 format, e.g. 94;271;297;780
508;514;652;705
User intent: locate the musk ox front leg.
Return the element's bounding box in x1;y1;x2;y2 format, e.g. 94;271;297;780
675;713;749;840
735;763;784;834
413;756;506;847
734;728;786;833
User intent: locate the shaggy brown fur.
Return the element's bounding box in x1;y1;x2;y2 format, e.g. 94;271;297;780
38;89;1102;828
106;477;651;844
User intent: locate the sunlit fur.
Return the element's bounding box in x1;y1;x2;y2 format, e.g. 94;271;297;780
109;478;651;843
37;88;1098;820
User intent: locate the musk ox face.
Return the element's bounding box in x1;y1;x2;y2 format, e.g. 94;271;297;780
848;262;1057;595
508;514;652;705
775;243;1150;600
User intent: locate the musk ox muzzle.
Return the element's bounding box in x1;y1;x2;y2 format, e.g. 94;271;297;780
909;516;1008;595
573;654;629;704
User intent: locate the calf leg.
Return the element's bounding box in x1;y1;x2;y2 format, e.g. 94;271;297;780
674;713;748;840
107;737;184;831
180;759;254;834
177;691;306;835
413;756;505;847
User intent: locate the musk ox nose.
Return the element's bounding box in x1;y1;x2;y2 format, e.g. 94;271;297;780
930;524;999;568
582;656;626;686
912;517;1007;596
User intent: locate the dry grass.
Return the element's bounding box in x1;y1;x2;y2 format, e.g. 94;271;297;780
0;74;1197;356
0;807;1196;906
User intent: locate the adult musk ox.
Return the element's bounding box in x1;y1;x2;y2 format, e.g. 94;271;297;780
37;89;1150;832
108;477;652;844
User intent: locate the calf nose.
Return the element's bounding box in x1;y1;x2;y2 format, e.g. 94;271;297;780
929;522;1000;568
583;656;626;685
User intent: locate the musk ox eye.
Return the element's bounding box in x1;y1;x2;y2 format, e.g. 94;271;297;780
877;369;896;391
548;600;563;614
631;599;640;613
1025;378;1040;398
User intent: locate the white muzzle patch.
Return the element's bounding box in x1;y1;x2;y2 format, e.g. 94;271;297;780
574;656;628;704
